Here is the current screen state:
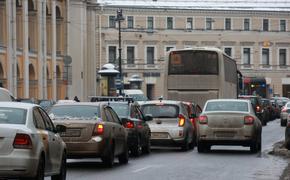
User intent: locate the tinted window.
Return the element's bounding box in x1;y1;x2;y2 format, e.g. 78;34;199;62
33;109;46;129
0;108;26;124
169;50;218;75
50;105;99;119
141;104;179;118
224;55;237;84
205;101;248;112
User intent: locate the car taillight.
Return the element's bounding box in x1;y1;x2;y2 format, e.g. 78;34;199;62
256;106;261;112
282;107;287;112
93;124;104;136
178;114;185;127
13;133;32;149
190;118;195;124
125;121;134;129
244;116;255;125
198;115;208;124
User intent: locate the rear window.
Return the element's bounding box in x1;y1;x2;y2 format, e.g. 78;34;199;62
109;103;129;118
0;108;27;124
141;104;179;118
205;101;249;112
239;96;258;106
49;105;99;119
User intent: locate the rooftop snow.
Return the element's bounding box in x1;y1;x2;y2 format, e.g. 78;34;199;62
95;0;290;11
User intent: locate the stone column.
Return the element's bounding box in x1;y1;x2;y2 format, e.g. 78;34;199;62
22;0;29;98
51;0;57;100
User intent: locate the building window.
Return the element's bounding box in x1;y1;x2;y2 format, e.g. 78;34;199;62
108;46;117;63
225;18;231;30
279;49;287;66
206;18;213;30
147;17;154;30
263;19;269;31
224;48;232;57
109;16;116;28
243;48;251;65
167;17;173;29
127;16;134;29
186;18;193;30
244;18;250;31
147;47;154;64
280;20;286;32
127;46;135;64
262;48;270;65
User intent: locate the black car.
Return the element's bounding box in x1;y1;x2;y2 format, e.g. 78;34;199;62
285;120;290;150
238;95;268;126
90;96;152;157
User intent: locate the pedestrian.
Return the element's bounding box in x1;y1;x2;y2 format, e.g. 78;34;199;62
74;96;80;102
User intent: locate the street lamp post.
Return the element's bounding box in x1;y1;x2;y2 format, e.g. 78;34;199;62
115;8;125;95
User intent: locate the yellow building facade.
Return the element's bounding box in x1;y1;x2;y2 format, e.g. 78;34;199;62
0;0;67;100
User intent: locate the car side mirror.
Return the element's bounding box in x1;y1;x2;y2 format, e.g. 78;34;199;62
121;118;129;125
144;114;153;121
55;124;66;133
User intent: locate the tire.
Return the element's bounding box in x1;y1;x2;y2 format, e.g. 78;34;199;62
142;137;151;154
101;144;114;168
51;152;67;180
281;119;287;127
32;156;45;180
250;135;261;153
181;136;189;151
131;136;142;157
118;144;129;164
197;141;205;153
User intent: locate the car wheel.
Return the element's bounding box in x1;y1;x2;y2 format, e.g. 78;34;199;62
51;152;67;180
118;143;129;164
281;119;287;127
142;137;151;154
197;141;205;153
101;144;114;168
32;156;45;180
181;135;189;151
131;136;142;157
250;136;259;153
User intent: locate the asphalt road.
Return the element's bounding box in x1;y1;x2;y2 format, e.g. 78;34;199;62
50;119;288;180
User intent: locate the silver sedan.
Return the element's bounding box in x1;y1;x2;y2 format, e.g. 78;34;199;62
0;102;67;179
196;99;262;153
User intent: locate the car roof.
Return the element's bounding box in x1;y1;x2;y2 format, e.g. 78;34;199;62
53;102;103;106
206;99;250;103
140;100;182;105
0;102;38;109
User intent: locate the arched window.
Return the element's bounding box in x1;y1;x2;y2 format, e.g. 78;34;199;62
28;0;34;11
29;64;35;80
56;65;61;79
56;6;61;19
0;63;4;79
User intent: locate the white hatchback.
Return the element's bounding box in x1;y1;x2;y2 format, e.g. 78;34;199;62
0;102;67;180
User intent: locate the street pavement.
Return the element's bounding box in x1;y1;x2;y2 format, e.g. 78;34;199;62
46;119;289;180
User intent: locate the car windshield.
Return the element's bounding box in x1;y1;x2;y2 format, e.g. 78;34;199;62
109;103;129;118
0;108;27;124
141;104;179;118
49;105;99;119
205;101;248;112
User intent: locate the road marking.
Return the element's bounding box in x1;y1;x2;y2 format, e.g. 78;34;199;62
132;165;153;173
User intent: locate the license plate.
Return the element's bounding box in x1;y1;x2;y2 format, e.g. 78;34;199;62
61;129;81;137
151;132;168;139
215;131;235;138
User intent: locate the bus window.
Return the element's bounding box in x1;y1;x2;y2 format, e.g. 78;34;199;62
169;50;218;75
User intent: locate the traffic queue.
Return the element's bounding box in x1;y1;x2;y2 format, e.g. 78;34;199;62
0;87;289;179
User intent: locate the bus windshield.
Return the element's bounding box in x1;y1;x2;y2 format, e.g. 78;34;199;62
168;50;218;75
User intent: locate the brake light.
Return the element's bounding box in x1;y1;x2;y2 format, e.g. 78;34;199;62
13;133;32;149
125;121;134;129
256;106;261;112
282;107;287;112
244;116;255;125
190;118;195;124
93;124;104;136
198;115;208;124
178;114;185;127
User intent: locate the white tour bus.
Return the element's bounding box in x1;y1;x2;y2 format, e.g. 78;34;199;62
163;47;238;107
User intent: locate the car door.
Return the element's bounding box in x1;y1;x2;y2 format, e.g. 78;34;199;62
39;107;63;173
33;108;53;173
135;106;150;146
107;107;126;155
